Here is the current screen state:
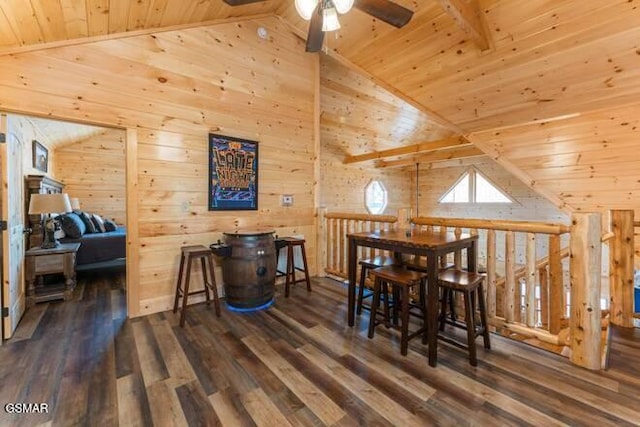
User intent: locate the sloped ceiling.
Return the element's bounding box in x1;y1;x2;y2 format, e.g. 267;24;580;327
1;0;639;213
24;116;105;149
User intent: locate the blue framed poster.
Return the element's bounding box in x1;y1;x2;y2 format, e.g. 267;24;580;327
208;134;259;211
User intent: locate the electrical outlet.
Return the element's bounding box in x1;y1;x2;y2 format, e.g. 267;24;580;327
282;194;294;206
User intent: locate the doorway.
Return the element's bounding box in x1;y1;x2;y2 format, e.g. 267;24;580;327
0;113;127;340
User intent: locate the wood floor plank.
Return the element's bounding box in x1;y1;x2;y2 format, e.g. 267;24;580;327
147;313;198;387
2;276;639;427
175;380;221;427
209;388;257;427
117;374;152;426
146;379;189;426
241;388;295;427
242;334;346;426
131;317;170;386
297;343;435;427
270;338;395;427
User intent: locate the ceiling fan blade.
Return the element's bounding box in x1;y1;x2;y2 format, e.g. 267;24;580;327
223;0;265;5
354;0;414;28
305;4;325;53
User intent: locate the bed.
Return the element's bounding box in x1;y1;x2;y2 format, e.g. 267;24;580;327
57;209;126;272
60;226;126;272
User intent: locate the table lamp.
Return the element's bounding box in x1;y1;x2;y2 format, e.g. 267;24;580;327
70;197;80;210
28;193;72;248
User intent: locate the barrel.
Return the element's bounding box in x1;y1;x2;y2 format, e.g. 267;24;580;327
222;229;276;309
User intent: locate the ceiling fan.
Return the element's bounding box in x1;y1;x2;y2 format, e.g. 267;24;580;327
223;0;414;53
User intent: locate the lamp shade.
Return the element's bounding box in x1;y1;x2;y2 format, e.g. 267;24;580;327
322;7;341;31
295;0;319;20
28;193;72;215
333;0;354;14
70;197;80;210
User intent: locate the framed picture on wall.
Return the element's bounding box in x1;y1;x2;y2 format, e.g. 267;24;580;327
208;134;259;211
32;140;48;173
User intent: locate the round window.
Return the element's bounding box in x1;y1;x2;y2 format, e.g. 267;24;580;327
364;180;388;215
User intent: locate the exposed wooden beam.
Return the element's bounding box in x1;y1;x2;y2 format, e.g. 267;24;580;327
376;146;485;168
343;136;470;164
436;0;490;51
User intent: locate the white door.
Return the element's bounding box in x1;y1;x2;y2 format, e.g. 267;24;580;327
1;113;26;339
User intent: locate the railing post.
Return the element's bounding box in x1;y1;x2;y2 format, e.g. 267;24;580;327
317;207;327;277
505;231;516;322
548;234;564;334
570;212;602;370
609;209;635;328
397;207;411;230
525;233;536;327
487;229;497;319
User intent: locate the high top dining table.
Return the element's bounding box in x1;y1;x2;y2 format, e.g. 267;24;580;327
347;228;479;367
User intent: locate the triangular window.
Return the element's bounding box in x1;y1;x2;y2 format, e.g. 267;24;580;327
439;168;513;204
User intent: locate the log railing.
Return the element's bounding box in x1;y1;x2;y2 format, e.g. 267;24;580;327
318;208;635;370
320;211;397;279
411;216;571;345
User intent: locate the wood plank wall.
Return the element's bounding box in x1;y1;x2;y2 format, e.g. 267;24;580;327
415;157;570;267
54;128;126;225
11;115;58;178
319;55;440;214
0;17;317;316
471;105;640;267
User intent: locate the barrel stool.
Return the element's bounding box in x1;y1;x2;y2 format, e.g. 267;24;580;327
173;245;221;327
357;255;396;315
276;237;311;297
437;269;491;366
368;265;428;356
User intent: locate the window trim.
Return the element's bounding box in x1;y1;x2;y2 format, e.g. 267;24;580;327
364;179;388;215
438;167;515;205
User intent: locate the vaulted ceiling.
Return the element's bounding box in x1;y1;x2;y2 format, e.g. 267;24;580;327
1;0;639;213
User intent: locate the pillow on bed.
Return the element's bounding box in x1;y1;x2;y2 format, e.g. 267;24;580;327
78;211;97;233
61;213;86;238
91;214;107;233
104;219;118;232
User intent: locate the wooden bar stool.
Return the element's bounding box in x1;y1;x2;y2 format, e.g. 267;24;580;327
357;255;396;315
173;245;221;327
276;237;311;297
437;269;491;366
368;265;428;356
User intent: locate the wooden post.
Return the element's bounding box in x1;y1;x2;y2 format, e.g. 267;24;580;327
125;128;140;317
525;233;536;327
331;218;338;274
549;234;564;334
317;207;327;278
397;207;411;230
487;229;497;319
339;219;346;276
609;210;634;328
505;231;516;322
570;212;602;370
539;265;549;329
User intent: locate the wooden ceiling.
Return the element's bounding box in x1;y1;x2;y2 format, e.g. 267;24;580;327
21;116;105;150
1;0;639;213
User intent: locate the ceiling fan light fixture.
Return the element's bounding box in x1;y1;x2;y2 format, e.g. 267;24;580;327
332;0;354;14
295;0;319;20
322;6;341;32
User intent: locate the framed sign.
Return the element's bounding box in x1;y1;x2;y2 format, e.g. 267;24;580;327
208;134;259;211
32;140;48;173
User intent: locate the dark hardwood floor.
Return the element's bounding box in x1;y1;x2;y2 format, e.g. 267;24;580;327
1;272;639;426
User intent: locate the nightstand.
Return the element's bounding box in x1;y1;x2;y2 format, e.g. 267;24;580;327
25;242;81;306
